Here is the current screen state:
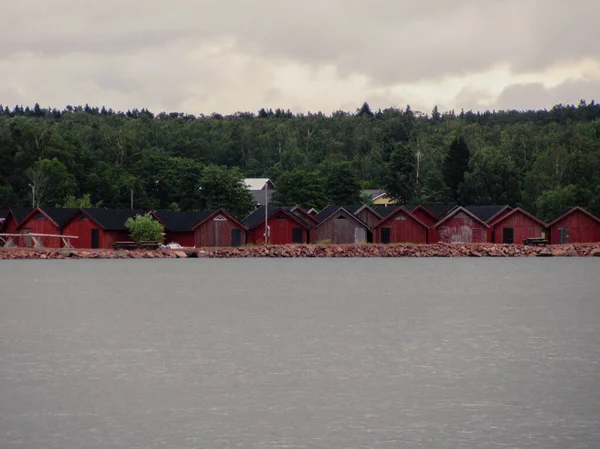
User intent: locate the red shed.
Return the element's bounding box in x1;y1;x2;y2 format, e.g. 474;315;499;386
374;206;430;244
15;208;79;248
432;206;490;243
313;206;370;244
489;208;548;244
0;208;33;247
547;207;600;244
152;209;247;247
243;206;311;245
61;208;146;249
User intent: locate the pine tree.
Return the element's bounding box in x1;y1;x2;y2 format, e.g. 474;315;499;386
443;136;470;202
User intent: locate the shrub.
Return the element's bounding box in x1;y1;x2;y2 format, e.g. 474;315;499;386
125;214;164;243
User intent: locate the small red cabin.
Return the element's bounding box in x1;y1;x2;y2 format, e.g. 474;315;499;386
0;208;32;235
313;206;370;244
61;208;146;249
152;209;247;247
374;206;429;244
547;207;600;244
432;206;490;243
489;208;547;244
243;206;311;245
15;208;79;248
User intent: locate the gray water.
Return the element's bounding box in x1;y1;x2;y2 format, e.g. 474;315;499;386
0;258;599;449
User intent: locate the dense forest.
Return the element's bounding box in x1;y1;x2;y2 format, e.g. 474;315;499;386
1;100;599;220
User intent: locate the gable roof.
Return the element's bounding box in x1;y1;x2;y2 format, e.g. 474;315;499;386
152;210;214;232
244;178;275;190
488;207;547;227
17;207;79;229
374;205;397;218
546;206;600;227
2;207;34;228
545;207;575;225
433;206;491;229
465;205;512;223
416;203;458;219
242;206;312;230
77;208;147;231
282;205;320;226
314;206;370;229
361;189;388;201
250;189;275;206
374;206;430;229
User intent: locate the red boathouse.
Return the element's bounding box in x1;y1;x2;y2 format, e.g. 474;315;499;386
243;206;311;245
489;208;547;244
152;209;247;247
546;207;600;244
374;206;429;244
432;206;490;243
61;208;146;249
15;208;79;248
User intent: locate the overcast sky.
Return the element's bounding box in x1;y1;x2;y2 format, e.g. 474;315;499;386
3;0;599;115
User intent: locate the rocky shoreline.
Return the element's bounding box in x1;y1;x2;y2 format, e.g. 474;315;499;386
1;243;600;259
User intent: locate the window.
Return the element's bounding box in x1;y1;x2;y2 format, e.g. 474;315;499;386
78;216;88;221
502;228;514;244
213;215;226;221
336;215;347;220
34;214;45;221
276;215;285;220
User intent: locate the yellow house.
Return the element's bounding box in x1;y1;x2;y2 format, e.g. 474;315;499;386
362;190;396;206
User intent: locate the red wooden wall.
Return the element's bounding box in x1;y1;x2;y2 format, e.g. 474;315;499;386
492;211;546;244
17;212;62;248
375;210;428;243
550;210;600;244
164;231;195;247
247;213;307;245
411;208;438;227
313;210;369;244
195;216;246;247
62;213;133;249
434;211;488;243
355;208;379;229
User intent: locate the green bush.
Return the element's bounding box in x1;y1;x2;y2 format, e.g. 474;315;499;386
125;214;164;243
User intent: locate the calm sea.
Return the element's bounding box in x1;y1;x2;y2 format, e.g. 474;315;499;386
1;258;599;449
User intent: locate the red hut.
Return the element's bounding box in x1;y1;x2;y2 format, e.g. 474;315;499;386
61;208;146;249
15;208;79;248
374;206;430;244
546;207;600;244
152;209;247;247
489;208;547;244
0;208;33;247
432;206;491;243
243;206;311;245
409;204;457;227
313;206;370;244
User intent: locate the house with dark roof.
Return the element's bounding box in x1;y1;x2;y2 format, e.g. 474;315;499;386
15;208;79;248
431;206;491;243
374;206;430;244
243;206;311;245
361;189;395;206
546;207;600;244
465;205;512;224
0;208;33;235
61;208;146;249
313;206;370;244
281;205;319;228
152;209;247;247
488;208;548;244
408;204;457;227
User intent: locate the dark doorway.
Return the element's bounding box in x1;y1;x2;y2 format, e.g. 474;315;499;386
558;228;569;244
231;228;242;247
502;227;514;244
292;227;303;244
91;229;100;249
381;228;391;244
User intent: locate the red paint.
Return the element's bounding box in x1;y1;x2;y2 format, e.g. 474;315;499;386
164;231;195;247
247;211;308;245
194;213;247;247
1;212;21;235
16;210;62;248
489;208;547;244
62;210;133;249
374;207;429;243
410;206;439;227
432;207;490;243
548;207;600;244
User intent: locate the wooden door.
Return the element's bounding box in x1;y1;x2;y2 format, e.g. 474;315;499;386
292;227;303;244
502;227;514;244
91;229;100;249
381;228;391;244
231;228;242;247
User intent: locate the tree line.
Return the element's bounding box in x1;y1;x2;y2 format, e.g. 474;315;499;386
1;100;599;220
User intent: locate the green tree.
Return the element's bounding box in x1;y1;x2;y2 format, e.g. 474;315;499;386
535;185;592;220
322;161;362;204
59;193;94;208
197;165;255;218
272;169;328;209
26;158;77;207
443;135;470;202
382;142;417;204
125;214;164;243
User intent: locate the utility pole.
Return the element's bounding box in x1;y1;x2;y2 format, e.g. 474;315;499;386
264;181;269;245
29;184;35;208
130;189;133;210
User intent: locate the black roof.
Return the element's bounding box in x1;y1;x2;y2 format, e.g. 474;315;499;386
81;208;147;230
316;205;343;222
41;208;80;227
417;203;457;219
243;206;311;230
374;205;397;218
153;210;213;232
9;207;34;224
465;205;510;222
0;209;7;220
546;207;574;224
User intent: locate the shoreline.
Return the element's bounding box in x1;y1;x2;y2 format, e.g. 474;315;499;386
1;243;600;259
